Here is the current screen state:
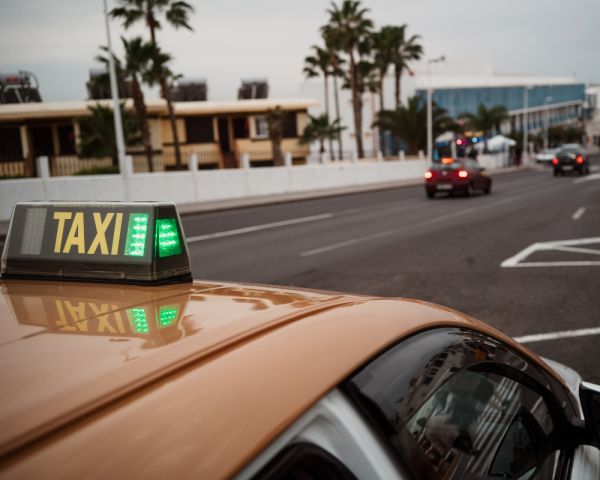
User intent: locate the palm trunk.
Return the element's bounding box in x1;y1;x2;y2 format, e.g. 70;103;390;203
131;77;154;172
349;51;364;159
378;75;385;155
148;17;182;169
323;73;334;161
332;74;343;161
394;66;401;109
272;139;284;166
161;78;182;169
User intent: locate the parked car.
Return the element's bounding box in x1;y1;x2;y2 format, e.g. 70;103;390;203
552;146;590;176
535;147;561;164
424;158;492;198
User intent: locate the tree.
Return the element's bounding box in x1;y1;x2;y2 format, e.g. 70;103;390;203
392;25;423;109
322;0;373;159
322;29;346;161
266;106;286;166
459;103;509;151
300;113;346;158
370;26;400;152
111;0;194;170
95;37;158;172
375;96;458;154
304;46;335;159
78;103;141;167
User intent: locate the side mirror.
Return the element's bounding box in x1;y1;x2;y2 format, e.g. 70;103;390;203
580;382;600;447
479;167;486;173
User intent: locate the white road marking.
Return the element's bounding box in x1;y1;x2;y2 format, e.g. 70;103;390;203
301;196;522;256
501;237;600;268
572;207;586;220
187;213;333;242
574;173;600;184
186;199;423;243
515;326;600;344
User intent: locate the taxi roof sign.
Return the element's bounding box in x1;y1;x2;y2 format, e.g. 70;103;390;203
1;202;192;285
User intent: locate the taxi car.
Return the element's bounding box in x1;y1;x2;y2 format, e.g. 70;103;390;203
424;157;492;198
1;201;600;479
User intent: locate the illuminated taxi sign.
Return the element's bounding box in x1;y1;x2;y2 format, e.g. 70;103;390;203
1;202;191;284
441;157;454;164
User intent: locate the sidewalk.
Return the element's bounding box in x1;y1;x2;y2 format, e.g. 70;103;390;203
0;164;529;239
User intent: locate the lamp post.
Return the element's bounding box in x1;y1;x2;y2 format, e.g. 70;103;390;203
427;56;445;162
103;0;126;175
544;96;553;151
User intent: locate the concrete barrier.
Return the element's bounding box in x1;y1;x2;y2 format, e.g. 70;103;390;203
0;158;430;221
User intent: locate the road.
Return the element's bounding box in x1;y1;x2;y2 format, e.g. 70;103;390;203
182;156;600;383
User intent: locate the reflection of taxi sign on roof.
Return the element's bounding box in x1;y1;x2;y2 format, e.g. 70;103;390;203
1;201;191;284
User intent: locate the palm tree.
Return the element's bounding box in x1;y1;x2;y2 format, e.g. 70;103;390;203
95;37;157;171
375;96;458;154
304;46;335;159
266;106;286;166
111;0;194;170
371;26;399;153
78;103;141;167
322;0;373;159
322;28;346;160
459;104;509;151
300;114;346;159
392;25;423;109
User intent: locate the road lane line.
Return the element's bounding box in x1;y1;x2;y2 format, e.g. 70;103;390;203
301;195;522;257
515;326;600;344
572;207;586;220
574;173;600;184
187;213;333;242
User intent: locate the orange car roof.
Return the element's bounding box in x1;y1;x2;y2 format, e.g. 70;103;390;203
0;278;559;477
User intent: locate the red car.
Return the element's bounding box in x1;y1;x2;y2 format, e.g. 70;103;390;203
424;158;492;198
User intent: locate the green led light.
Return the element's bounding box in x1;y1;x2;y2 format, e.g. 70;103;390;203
124;213;149;257
156;218;182;258
127;307;149;333
158;305;179;328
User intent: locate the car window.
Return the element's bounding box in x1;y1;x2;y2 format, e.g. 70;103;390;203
431;162;461;171
343;329;566;480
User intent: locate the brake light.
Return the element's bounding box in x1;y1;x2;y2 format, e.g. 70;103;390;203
424;171;433;179
458;170;468;178
552;158;558;165
576;155;584;164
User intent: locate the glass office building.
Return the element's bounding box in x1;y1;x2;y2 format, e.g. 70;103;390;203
416;83;585;133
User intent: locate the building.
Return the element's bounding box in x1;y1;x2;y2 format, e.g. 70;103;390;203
299;59;586;158
585;85;600;149
0;98;315;176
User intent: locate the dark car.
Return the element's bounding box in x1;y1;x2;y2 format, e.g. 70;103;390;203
552;145;590;176
424;157;492;198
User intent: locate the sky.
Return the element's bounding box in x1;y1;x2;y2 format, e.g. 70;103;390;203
1;0;599;102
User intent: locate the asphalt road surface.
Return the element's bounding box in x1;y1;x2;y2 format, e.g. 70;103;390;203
183;155;600;383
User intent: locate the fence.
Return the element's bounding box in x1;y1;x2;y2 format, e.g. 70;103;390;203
0;156;430;221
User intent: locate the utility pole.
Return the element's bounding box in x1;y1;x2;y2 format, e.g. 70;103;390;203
103;0;127;175
544;96;553;151
427;56;445;162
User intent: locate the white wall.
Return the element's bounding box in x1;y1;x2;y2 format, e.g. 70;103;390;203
0;159;430;221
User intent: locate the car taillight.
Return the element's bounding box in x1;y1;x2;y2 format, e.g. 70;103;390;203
552;158;558;165
458;170;468;178
576;155;584;164
424;171;433;179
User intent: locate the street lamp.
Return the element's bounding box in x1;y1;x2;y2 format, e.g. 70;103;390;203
103;0;127;176
427;56;445;162
544;96;553;151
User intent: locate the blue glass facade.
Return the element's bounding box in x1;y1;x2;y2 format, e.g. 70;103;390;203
416;84;585;119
